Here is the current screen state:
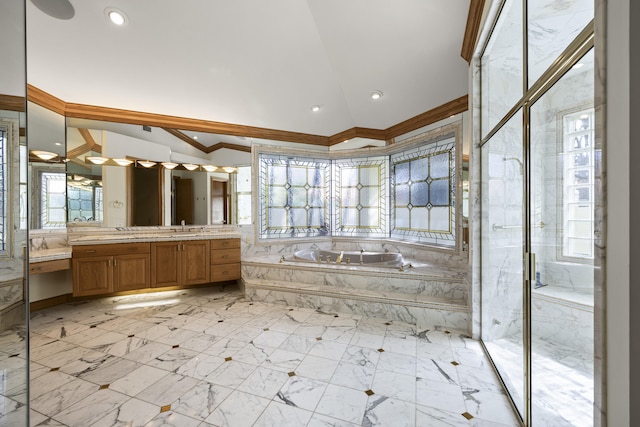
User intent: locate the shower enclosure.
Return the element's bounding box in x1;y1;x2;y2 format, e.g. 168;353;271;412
478;0;597;425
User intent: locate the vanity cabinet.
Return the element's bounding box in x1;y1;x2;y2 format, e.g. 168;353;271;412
210;238;241;282
151;240;211;287
72;243;151;297
72;237;240;297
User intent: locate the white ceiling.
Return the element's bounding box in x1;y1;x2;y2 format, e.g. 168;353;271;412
26;0;470;140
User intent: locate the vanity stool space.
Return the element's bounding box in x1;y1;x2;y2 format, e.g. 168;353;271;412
71;237;241;297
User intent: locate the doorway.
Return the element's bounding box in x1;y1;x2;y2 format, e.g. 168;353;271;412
210;178;228;224
131;166;162;226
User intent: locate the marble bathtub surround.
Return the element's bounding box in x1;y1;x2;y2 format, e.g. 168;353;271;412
23;285;521;426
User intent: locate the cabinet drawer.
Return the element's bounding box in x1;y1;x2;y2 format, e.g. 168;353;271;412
210;248;241;264
30;258;71;275
209;239;240;250
73;242;150;258
211;263;241;282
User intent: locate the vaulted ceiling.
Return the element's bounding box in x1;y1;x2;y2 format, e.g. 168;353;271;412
26;0;475;148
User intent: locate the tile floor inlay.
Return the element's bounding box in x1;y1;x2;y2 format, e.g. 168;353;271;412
24;285;521;426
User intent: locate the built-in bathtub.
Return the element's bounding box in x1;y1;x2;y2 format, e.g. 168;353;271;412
291;248;407;268
242;247;471;332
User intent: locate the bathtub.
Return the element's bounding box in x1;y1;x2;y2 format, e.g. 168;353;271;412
292;248;406;268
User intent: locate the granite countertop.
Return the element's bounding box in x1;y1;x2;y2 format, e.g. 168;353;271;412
30;248;72;263
68;231;241;246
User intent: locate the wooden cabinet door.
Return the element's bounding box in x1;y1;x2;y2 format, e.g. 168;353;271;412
182;240;210;285
73;256;112;296
151;242;181;287
114;254;151;292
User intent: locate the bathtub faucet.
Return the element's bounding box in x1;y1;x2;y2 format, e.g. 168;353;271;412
399;263;413;272
336;251;344;264
359;249;364;265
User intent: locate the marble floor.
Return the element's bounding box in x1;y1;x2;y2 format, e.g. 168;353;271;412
19;285;520;426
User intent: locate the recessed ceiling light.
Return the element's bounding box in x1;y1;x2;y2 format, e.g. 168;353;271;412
371;90;383;100
54;142;62;146
193;135;198;140
311;105;321;112
572;62;584;69
105;7;128;26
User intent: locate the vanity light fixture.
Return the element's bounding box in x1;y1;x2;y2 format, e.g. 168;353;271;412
137;160;156;168
182;163;199;171
371;90;383;100
222;166;237;173
311;105;321;112
31;150;57;160
112;158;133;166
201;165;217;172
105;7;128;26
87;156;109;165
161;162;179;170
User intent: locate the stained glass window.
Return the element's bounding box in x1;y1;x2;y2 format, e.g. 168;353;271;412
333;157;387;237
259;154;330;239
391;135;456;246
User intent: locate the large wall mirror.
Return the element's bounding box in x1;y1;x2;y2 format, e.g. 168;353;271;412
63;119;252;228
0;0;28;425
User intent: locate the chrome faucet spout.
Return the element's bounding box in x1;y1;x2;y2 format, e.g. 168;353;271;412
181;219;186;231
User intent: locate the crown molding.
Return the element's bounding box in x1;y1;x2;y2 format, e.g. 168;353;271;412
26;86;469;152
0;94;26;112
461;0;486;63
27;85;65;115
385;95;469;138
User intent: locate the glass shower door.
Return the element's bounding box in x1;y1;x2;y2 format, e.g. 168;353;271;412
480;110;525;418
529;48;595;426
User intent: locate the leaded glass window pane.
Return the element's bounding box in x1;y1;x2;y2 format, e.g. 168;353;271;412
333;158;387;237
391;134;456;246
259;153;330;238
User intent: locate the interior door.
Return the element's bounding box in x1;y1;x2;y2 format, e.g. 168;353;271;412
211;179;227;224
174;177;193;225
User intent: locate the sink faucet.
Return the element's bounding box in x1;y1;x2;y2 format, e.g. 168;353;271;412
181;220;186;231
360;249;364;265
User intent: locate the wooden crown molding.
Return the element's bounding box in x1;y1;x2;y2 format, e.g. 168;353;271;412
65;102;329;147
208;142;251;153
385;95;469;139
461;0;486;63
27;85;66;115
77;128;102;153
28;85;468;152
162;128;211;152
0;94;26;112
163;129;252;154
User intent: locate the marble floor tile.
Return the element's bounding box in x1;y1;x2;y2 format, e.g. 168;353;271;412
52;389;129;426
109;365;169;396
276;376;328;411
315;384;369;424
144;410;202;427
236;366;290;398
296;354;340;381
204;390;270;426
171;381;233;420
253;400;313;427
26;286;522;427
136;372;199;406
362;396;416;427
